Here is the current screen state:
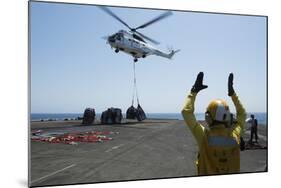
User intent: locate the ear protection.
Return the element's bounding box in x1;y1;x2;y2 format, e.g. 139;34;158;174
205;111;231;127
205;111;213;126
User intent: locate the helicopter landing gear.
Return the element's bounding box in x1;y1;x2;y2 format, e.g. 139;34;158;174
115;49;119;53
134;58;138;62
142;54;146;58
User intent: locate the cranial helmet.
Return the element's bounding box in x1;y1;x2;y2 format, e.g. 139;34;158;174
205;99;231;126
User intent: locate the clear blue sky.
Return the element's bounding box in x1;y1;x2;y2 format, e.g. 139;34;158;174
30;2;267;113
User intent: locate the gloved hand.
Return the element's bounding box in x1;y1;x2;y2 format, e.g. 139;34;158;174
228;73;235;96
191;72;208;93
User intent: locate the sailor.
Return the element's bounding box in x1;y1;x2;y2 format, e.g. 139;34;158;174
249;114;259;144
181;72;246;175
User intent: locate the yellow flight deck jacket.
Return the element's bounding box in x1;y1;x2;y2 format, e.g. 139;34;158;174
181;92;246;175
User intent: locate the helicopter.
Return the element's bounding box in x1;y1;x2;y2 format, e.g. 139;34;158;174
100;7;180;62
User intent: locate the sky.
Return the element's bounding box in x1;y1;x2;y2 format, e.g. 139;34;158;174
30;1;267;114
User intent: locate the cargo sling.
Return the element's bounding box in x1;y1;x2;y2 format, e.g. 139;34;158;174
126;62;146;121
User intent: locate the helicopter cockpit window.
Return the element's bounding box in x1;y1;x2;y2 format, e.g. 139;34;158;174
116;33;123;40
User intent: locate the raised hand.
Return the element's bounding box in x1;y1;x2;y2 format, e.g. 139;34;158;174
191;72;208;93
228;73;235;96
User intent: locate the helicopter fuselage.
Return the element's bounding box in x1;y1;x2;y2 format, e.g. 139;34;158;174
107;31;152;60
106;30;178;62
100;7;179;62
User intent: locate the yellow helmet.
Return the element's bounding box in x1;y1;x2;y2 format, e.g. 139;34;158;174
205;99;231;126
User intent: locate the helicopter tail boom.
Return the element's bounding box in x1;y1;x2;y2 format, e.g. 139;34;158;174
154;49;180;59
168;49;180;59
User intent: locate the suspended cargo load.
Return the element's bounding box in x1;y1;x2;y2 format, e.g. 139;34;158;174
82;108;96;125
126;62;147;121
137;104;146;121
101;107;123;124
126;104;146;121
126;105;138;120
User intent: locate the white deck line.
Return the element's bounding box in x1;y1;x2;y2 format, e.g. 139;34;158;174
31;164;76;184
105;144;124;152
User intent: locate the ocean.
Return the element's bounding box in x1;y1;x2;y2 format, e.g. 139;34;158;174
31;112;267;125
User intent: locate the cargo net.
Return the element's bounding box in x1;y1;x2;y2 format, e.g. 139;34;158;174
31;130;118;145
126;62;146;121
101;108;123;124
82;108;95;125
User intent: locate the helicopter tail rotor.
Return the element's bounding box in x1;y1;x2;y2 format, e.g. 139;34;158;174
168;49;180;59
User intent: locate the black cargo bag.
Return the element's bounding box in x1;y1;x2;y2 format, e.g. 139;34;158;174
101;108;113;124
82;108;96;125
126;105;146;121
112;108;123;124
101;108;123;124
137;104;146;121
126;105;137;119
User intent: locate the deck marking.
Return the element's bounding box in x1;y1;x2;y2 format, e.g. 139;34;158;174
31;164;76;184
105;144;124;152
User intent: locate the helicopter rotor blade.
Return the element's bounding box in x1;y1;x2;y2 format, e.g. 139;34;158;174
99;6;132;30
134;11;172;30
135;31;160;45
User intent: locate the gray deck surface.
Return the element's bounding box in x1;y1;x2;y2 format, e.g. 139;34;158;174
30;119;267;187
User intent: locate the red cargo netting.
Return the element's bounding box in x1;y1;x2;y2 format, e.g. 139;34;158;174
31;130;117;145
